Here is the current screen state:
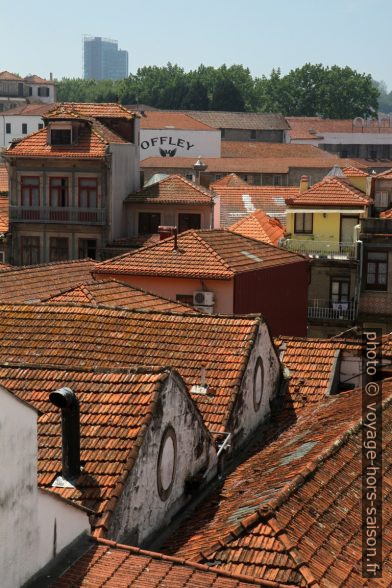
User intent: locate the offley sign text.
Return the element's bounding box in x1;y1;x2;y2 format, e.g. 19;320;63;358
353;115;392;128
141;136;195;157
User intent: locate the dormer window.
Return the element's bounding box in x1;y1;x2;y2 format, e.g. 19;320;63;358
50;125;72;146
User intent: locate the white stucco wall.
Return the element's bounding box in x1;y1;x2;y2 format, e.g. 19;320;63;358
0;114;44;147
0;386;39;588
37;491;89;567
140;128;221;160
0;385;89;588
109;141;140;241
108;372;217;545
228;321;281;448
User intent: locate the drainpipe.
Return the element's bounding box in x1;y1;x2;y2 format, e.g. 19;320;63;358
355;235;363;321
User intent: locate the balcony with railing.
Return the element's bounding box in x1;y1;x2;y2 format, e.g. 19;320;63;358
10;206;106;225
361;217;392;235
283;239;357;260
308;299;356;321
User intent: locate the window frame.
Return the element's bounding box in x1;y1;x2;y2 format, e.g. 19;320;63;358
365;250;388;291
78;177;98;208
20;236;40;266
5;123;11;134
22;123;27;134
21;176;40;207
138;212;161;234
49;177;69;208
330;277;350;304
78;238;97;260
294;212;313;234
178;213;201;233
49;237;69;262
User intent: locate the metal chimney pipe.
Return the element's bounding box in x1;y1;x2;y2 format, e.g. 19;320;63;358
49;387;80;480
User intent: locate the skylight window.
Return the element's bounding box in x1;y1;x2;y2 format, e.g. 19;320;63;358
241;250;262;262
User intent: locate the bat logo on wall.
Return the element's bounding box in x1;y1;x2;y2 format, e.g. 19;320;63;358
159;148;177;157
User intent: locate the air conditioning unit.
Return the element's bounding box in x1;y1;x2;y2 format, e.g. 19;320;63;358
193;291;214;307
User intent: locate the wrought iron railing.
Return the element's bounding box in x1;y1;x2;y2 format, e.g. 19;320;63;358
308;299;356;321
10;206;106;225
283;239;357;260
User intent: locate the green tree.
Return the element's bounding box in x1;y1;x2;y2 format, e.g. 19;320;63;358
181;80;209;109
211;78;245;111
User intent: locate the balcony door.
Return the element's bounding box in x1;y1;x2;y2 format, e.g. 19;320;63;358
340;216;359;243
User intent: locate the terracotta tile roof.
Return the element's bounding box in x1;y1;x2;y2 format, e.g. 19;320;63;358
95;229;305;280
211;185;298;227
0;196;8;233
229;210;285;246
2;103;56;116
0;263;10;270
273;336;359;421
43;278;197;313
53;538;275;587
0;164;8;193
376;168;392;179
287;116;392;139
142;156;363;174
185;111;289;131
342;165;369;178
0;70;22;81
0;304;260;432
4;120;125;159
286;176;369;208
380;208;392;218
140;111;214;130
44;102;137;120
0;259;97;303
211;173;249;187
221;141;336;159
126;174;214;205
163;381;392;586
24;74;55;84
0;363;174;527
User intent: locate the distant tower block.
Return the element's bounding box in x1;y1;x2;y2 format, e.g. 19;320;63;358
83;36;128;81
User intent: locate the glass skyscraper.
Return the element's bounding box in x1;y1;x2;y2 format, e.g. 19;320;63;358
84;37;128;81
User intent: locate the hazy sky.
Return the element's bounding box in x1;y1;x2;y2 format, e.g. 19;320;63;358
2;0;391;88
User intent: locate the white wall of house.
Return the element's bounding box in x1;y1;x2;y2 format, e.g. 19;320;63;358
0;114;44;147
27;83;56;104
289;132;392;146
229;320;281;448
140;128;221;160
37;491;89;567
108;371;217;545
0;384;89;588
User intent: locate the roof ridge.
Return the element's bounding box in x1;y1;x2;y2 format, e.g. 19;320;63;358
0;301;260;321
0;361;173;376
91;537;291;587
0;257;96;273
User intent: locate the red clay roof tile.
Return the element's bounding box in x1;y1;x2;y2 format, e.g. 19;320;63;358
162;380;392;586
230;211;285;246
95;229;305;280
44;278;197;313
286;176;369;208
0;196;8;233
221;142;336;159
140;111;214;130
0;304;260;432
0;259;97;303
126;174;214;205
0;165;9;193
52;538;278;587
211;173;249;188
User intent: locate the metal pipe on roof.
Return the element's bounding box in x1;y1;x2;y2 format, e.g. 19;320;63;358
49;387;81;481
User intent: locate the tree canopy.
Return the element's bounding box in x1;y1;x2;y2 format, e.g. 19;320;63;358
56;62;381;118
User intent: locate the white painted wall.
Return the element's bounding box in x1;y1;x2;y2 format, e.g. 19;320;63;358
0;114;44;148
0;385;89;588
27;83;55;104
229;321;281;448
289;132;392;146
108;372;217;545
37;491;89;567
140;128;221;160
0;386;39;588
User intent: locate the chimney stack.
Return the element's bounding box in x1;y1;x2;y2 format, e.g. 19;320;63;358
49;387;80;480
50;72;53;81
299;175;309;193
